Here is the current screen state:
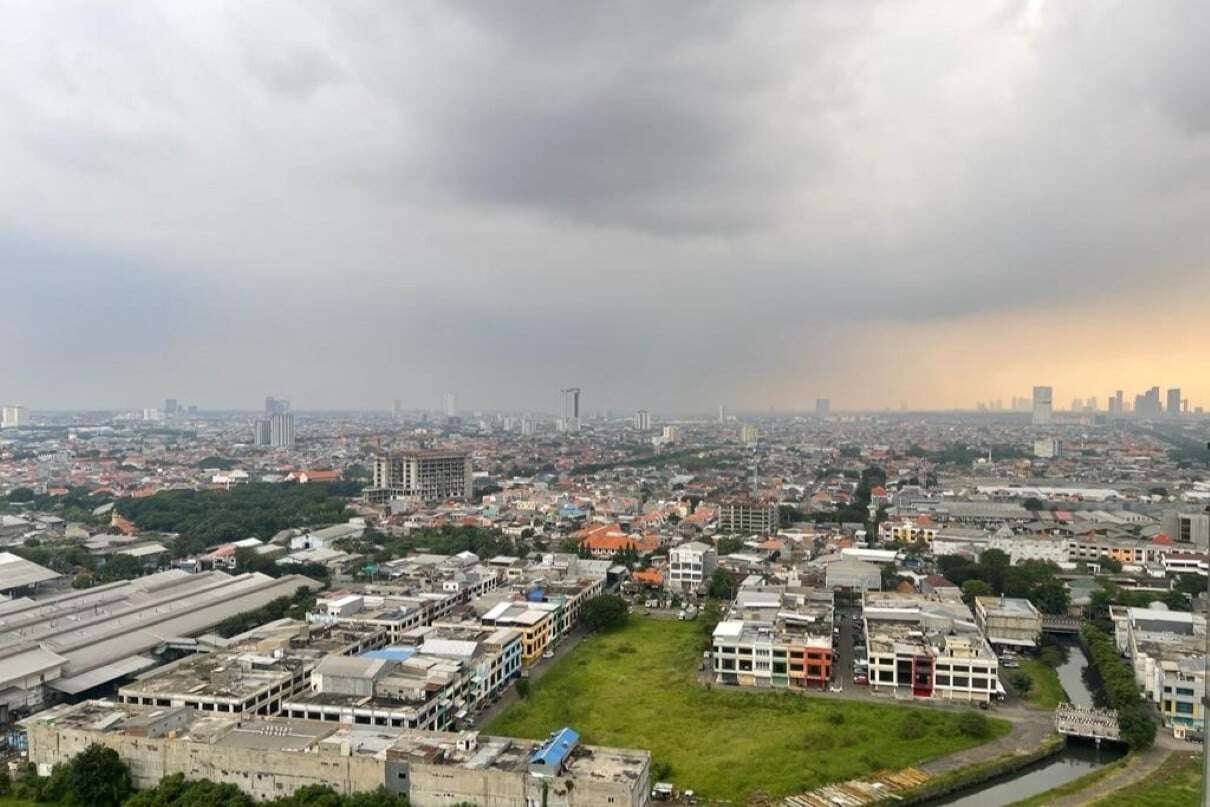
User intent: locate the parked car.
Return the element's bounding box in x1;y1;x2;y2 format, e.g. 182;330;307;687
854;673;869;685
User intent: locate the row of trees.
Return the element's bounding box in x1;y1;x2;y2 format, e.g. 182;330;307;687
1081;624;1156;750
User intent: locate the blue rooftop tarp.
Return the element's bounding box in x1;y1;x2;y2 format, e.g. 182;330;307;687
360;647;416;662
529;727;579;767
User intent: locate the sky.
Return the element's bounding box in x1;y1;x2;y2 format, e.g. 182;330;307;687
2;1;1209;414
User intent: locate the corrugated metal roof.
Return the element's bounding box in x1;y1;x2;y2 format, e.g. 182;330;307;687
0;552;61;592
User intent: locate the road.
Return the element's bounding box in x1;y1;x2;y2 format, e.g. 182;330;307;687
471;625;589;728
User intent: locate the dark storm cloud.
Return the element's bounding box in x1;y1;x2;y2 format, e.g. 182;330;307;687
1;1;1209;410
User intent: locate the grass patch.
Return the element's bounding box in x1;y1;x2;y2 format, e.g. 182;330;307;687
1090;752;1203;806
1004;753;1133;807
485;618;1011;802
1017;659;1067;709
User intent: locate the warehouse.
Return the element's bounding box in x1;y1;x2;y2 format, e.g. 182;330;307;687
23;699;651;807
0;569;319;718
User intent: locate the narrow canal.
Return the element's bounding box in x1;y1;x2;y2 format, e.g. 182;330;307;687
926;639;1127;806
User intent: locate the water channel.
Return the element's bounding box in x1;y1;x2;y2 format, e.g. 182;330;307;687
926;639;1127;806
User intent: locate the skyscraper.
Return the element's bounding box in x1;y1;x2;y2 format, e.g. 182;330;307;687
269;412;295;449
1167;388;1182;417
392;399;402;421
163;398;179;416
253;419;271;447
1031;386;1053;426
633;410;651;431
717;404;726;423
1;405;28;428
815;398;830;417
443;392;457;418
264;396;290;415
561;387;581;432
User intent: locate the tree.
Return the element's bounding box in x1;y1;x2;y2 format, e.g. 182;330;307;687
1022;497;1044;511
960;579;993;605
69;744;132;807
6;487;34;502
97;553;146;582
1010;672;1033;694
1098;556;1122;573
714;536;744;556
699;599;722;638
581;594;628;631
515;678;531;699
1032;579;1071;615
707;568;735;600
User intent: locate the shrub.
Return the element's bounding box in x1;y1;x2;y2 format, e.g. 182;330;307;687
957;711;993;739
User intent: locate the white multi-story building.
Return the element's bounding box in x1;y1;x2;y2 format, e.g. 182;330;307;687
861;592;1001;703
1032;386;1053;426
988;531;1067;565
1;405;28;428
1110;606;1207;733
1033;437;1062;459
269;411;295;448
974;596;1042;650
667;541;717;593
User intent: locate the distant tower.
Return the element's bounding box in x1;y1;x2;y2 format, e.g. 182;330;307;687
1031;386;1053;426
815;398;830;417
392;399;402;421
1167;388;1182;417
634;410;651;431
718;404;726;423
269;412;295;449
253;419;271;446
265;396;290;416
443;393;457;418
561;388;581;432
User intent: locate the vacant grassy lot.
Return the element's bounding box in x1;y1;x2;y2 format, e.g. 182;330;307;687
1091;752;1202;807
486;617;1011;801
1017;659;1067;709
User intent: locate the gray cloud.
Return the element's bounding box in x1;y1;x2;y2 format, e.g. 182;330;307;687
1;1;1208;411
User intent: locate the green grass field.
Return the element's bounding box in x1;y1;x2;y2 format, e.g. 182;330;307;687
485;617;1012;801
1017;659;1067;709
1091;752;1203;807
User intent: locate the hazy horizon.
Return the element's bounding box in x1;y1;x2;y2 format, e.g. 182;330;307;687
4;2;1209;412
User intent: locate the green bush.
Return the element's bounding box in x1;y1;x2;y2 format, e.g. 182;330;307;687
957;711;993;739
1081;624;1156;750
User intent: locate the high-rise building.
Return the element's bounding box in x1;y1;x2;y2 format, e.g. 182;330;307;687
561;387;581;432
264;396;290;416
253;419;271;447
142;408;162;422
1108;390;1124;417
633;410;651;431
367;449;473;505
269;412;295;449
1031;386;1053;426
519;417;535;436
1;406;28;429
392;399;402;421
717;404;726;423
816;398;830;417
1135;387;1161;418
739;424;759;444
163;398;179;416
443;393;457;418
1167;388;1182;417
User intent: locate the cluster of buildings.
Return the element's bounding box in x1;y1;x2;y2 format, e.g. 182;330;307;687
22;701;650;807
